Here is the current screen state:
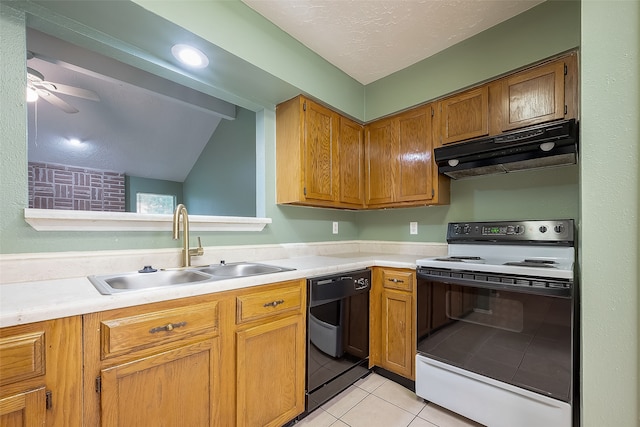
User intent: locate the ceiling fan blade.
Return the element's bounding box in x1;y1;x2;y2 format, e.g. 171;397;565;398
37;89;79;114
44;81;100;101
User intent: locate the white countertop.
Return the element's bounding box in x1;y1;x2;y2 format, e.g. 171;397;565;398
0;253;421;328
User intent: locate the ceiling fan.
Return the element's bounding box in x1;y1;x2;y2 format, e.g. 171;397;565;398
26;51;100;114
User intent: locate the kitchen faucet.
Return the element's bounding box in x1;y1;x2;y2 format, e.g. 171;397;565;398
172;204;203;267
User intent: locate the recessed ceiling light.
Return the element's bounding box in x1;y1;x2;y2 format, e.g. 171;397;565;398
68;138;82;146
171;44;209;69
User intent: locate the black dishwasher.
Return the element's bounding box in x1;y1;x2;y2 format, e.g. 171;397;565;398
303;269;371;416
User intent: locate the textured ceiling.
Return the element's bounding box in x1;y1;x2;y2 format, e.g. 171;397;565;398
242;0;546;84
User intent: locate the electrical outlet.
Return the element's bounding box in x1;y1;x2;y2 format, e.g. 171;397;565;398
332;222;339;234
410;222;418;235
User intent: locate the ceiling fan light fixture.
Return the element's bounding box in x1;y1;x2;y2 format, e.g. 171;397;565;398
26;86;39;102
171;44;209;69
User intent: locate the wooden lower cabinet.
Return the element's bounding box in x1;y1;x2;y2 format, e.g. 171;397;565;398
4;279;306;426
83;296;223;427
0;317;82;427
235;316;305;427
370;268;416;380
0;387;46;427
380;289;413;378
234;280;306;427
99;339;219;427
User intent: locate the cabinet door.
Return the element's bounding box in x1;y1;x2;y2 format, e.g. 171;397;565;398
236;315;305;427
381;289;413;379
396;106;434;203
0;387;46;427
304;100;337;202
501;60;566;131
0;318;82;427
338;117;365;206
365;118;395;205
99;339;219;427
439;86;489;145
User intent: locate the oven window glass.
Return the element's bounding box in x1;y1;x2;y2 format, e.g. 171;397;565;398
445;288;524;333
417;281;572;402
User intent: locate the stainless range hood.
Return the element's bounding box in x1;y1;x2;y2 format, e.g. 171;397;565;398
434;119;578;179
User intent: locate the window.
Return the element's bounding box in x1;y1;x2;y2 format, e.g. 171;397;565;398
136;193;176;214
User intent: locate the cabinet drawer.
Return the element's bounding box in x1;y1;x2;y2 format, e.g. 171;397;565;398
0;331;45;386
236;282;302;324
382;270;414;292
100;301;218;359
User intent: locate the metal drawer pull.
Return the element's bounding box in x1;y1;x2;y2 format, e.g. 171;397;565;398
149;321;187;334
388;278;405;283
263;299;285;308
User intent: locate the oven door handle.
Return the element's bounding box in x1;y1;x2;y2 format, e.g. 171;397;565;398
416;271;572;298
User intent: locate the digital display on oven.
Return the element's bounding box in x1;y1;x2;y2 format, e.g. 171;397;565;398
482;225;523;235
483;226;505;235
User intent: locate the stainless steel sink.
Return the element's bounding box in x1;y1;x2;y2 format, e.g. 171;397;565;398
196;262;294;277
88;269;213;294
88;262;295;294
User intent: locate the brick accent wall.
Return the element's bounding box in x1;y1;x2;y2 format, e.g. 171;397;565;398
28;162;125;212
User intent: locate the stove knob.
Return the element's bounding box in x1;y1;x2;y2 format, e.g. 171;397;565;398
463;225;471;234
554;224;565;233
539;225;548;233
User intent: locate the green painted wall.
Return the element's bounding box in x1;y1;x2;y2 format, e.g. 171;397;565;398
125;176;184;212
183;107;256;217
358;166;579;243
580;1;639;426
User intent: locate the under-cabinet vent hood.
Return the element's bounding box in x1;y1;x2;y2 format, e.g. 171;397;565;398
434;119;578;179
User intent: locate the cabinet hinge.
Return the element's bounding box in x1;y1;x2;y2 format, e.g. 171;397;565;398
564;64;568;75
431;108;434;117
303;187;307;196
303;101;306;111
432;189;435;198
45;390;53;410
95;376;102;394
564;105;568;115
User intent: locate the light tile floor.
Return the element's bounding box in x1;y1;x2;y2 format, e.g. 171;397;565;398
295;373;485;427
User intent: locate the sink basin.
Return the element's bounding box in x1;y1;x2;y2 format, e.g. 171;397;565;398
89;269;213;294
89;262;295;295
196;262;294;277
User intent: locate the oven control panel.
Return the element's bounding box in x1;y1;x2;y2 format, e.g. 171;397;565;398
448;220;574;244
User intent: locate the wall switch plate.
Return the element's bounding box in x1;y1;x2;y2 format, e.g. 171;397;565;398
410;222;418;235
332;222;339;234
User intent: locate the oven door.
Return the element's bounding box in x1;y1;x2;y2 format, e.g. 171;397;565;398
416;274;573;401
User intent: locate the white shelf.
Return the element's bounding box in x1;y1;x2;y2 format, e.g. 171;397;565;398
24;209;271;232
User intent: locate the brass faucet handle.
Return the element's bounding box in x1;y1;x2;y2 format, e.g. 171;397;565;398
189;236;204;257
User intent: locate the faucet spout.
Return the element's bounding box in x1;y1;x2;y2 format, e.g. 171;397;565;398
172;204;203;267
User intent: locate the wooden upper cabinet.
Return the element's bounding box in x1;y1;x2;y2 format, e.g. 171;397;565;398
396;106;434;203
304;100;337;202
338;116;365;206
276;95;364;208
500;59;567;131
365;117;395;206
438;86;489;145
365;105;448;208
